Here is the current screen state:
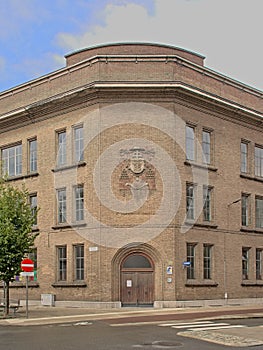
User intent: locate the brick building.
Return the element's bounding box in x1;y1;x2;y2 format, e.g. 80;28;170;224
0;43;262;307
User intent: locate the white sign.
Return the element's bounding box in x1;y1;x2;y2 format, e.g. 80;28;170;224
89;247;98;252
126;280;132;287
21;272;34;277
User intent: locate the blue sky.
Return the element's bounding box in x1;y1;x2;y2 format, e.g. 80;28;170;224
0;0;262;92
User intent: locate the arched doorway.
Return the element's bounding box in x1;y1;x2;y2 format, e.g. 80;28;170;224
121;253;154;306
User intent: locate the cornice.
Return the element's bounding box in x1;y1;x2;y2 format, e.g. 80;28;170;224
0;82;262;134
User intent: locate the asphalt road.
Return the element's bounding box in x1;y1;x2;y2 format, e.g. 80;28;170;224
0;318;262;350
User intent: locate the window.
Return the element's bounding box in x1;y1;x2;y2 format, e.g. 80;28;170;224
74;126;84;163
186;243;196;279
242;247;250;280
202;130;211;164
241;194;250;226
255;197;263;228
186;183;195;220
74;185;84;222
29;139;37;173
256;249;262;280
57;131;67;166
2;144;22;177
240;142;248;173
255;146;263;177
203;244;212;279
203;186;212;222
74;244;84;281
186;125;195;161
57;188;67;224
57;246;67;281
30;194;38;226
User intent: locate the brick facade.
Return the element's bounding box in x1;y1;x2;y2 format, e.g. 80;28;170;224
0;43;262;307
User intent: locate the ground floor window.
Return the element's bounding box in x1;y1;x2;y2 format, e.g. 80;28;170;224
186;243;196;279
74;244;84;280
57;246;67;281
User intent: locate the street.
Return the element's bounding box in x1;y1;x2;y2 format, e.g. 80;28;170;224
0;318;262;350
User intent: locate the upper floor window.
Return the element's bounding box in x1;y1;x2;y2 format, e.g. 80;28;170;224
74;126;84;163
202;130;211;164
57;131;67;166
186;183;195;220
255;146;263;177
240;142;248;173
74;185;84;222
185;125;195;161
2;144;22;177
30;193;38;226
57;188;67;224
28;138;37;173
255;196;263;229
203;186;212;222
241;193;250;227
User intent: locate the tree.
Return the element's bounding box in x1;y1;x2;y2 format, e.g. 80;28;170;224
0;181;38;317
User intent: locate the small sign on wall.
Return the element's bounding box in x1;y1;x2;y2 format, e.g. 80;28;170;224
166;266;173;274
126;280;132;287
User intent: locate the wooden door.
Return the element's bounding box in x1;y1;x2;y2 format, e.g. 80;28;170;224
121;271;154;305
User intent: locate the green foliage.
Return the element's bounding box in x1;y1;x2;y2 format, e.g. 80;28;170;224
0;181;38;283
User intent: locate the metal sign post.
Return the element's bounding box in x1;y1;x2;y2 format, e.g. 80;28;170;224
21;259;34;319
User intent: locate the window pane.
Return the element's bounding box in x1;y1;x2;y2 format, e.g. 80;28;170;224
255;147;263;177
242;248;249;280
202;131;211;164
255;197;263;228
74;244;84;280
241;194;249;226
123;255;152;268
240;142;248;173
1;144;22;176
186;184;194;220
57;189;67;223
203;187;211;221
74;126;84;162
186;126;195;161
186;243;195;279
57;246;67;281
75;185;84;221
29;139;37;173
57;131;66;166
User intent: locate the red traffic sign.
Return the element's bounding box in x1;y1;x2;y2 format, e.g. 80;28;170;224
21;258;34;272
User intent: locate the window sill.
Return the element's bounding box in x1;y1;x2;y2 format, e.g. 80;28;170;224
52;162;86;172
240;227;263;234
5;172;39;182
186;280;218;287
241;280;263;286
240;173;263;183
52;223;87;230
184;161;218;172
194;222;218;229
52;282;87;288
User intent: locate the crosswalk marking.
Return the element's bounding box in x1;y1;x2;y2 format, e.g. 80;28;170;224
173;322;229;329
159;321;213;327
187;325;245;331
159;320;247;332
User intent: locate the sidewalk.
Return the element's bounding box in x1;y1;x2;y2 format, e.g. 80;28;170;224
1;304;263;347
1;303;263;326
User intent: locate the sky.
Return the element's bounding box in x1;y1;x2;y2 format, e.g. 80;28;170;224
0;0;262;93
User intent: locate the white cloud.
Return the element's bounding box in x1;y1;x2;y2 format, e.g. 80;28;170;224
56;0;263;90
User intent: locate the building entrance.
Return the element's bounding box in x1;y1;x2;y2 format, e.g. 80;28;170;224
120;253;154;306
